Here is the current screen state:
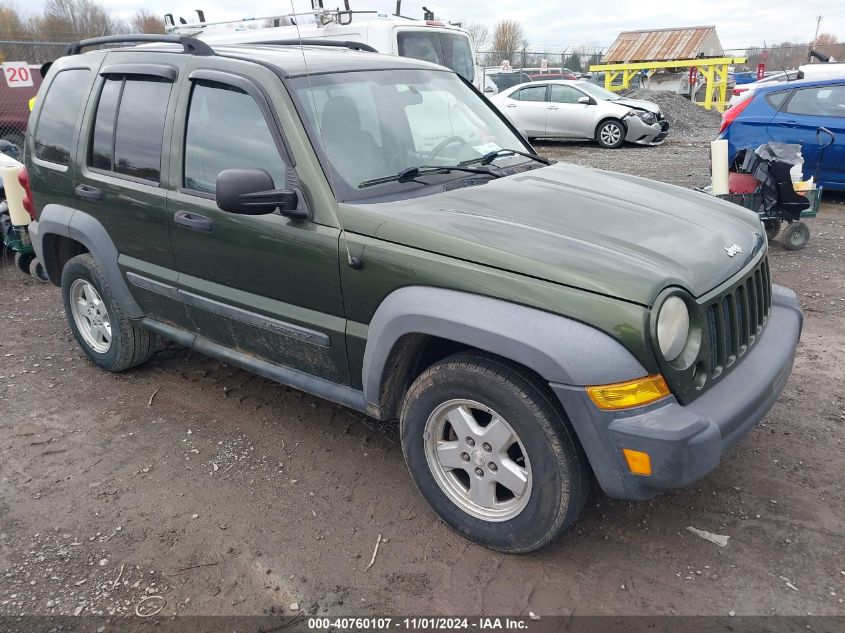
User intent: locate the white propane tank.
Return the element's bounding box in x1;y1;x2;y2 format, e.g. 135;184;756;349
0;153;29;227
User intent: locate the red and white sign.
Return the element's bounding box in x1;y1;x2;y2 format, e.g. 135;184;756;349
688;66;698;85
756;63;766;81
501;59;511;72
3;62;34;88
540;59;548;70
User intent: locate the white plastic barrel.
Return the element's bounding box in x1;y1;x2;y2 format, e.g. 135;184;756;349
710;139;729;196
0;154;29;227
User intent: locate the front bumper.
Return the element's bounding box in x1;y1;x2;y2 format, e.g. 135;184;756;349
552;284;802;500
625;116;670;145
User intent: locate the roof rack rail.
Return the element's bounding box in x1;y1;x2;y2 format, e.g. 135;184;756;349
65;34;214;57
250;39;378;53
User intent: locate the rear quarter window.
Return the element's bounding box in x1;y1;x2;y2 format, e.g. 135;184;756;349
764;90;790;111
33;69;91;165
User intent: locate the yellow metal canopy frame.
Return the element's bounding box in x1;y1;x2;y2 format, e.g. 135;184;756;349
588;57;748;112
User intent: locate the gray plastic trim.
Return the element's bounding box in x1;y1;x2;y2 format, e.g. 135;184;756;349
125;271;178;300
125;272;331;347
140;318;364;412
33;204;144;318
361;286;648;407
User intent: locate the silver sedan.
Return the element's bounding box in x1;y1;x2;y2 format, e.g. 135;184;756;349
490;80;670;148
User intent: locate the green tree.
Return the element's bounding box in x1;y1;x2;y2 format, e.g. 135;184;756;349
564;52;582;73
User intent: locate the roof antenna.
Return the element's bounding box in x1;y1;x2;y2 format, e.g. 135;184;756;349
289;0;362;270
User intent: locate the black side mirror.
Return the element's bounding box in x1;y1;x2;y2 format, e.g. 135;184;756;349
215;169;305;219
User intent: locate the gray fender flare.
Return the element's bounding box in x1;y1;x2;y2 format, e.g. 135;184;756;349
30;204;143;319
361;286;647;408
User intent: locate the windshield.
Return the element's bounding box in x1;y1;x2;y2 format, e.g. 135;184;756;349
576;82;621;101
397;31;475;82
488;72;532;90
291;69;530;200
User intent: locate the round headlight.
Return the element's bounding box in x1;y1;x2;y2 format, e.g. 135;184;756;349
657;296;690;361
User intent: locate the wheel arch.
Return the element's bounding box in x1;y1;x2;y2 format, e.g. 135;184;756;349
30;204;143;318
362;286;648;420
594;115;627;140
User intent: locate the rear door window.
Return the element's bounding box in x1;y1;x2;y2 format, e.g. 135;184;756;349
515;85;548;102
785;85;845;117
90;77;121;170
89;75;172;183
34;69;91;165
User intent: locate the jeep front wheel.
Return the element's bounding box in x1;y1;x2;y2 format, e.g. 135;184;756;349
400;351;590;553
61;253;155;372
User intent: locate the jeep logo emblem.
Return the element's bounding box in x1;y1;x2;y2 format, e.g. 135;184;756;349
724;244;742;257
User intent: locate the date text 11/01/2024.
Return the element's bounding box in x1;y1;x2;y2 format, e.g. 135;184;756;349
308;617;533;630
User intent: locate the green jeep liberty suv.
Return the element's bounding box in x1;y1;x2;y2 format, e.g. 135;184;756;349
23;35;803;553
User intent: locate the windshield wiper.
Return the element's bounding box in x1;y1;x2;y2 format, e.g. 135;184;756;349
358;164;501;189
460;148;552;167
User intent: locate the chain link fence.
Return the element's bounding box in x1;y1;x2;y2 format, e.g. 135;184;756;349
0;39;70;156
476;48;605;74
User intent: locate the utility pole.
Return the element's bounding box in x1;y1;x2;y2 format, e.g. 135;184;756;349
809;15;822;62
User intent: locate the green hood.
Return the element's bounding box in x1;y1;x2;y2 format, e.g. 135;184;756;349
340;163;765;306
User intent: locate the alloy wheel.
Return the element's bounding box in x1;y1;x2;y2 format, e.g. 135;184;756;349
423;399;532;522
600;123;622;146
69;279;112;353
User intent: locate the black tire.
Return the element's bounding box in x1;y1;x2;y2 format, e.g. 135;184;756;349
61;253;155;371
400;351;591;553
782;221;810;251
763;219;782;242
595;119;626;149
14;250;35;274
29;257;50;283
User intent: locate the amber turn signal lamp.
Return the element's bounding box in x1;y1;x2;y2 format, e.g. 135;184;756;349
586;374;670;410
622;448;653;476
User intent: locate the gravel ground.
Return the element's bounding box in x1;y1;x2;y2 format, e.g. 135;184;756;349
1;138;844;621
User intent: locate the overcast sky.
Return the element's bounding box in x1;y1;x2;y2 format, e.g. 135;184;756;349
22;0;845;51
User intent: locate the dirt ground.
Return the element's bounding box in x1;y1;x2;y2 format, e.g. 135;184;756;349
1;137;844;620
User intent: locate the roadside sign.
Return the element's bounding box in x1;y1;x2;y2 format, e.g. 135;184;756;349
689;66;698;85
3;62;34;88
501;59;511;72
756;63;766;80
541;59;548;70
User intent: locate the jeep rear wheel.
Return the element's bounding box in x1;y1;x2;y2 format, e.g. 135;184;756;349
400;351;590;553
61;253;155;371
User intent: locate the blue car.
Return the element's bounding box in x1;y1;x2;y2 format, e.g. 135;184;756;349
718;78;845;190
